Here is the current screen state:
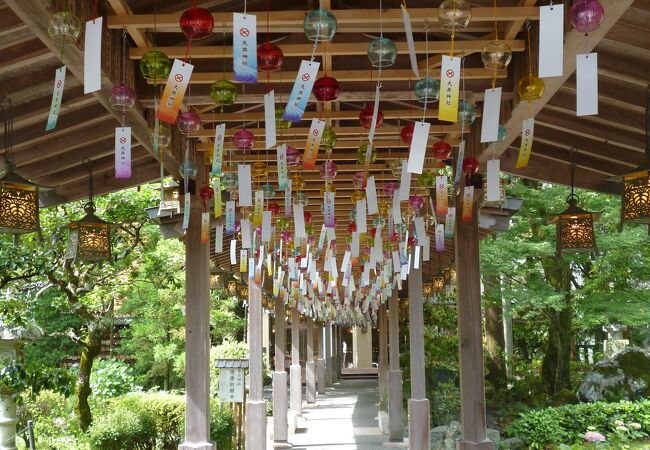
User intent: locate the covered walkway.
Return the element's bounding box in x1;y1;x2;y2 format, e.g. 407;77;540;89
288;379;394;450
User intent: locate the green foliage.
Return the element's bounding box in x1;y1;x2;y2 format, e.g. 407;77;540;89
0;362;28;401
507;400;650;448
90;358;140;400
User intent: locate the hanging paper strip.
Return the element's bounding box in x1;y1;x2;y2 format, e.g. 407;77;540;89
392;189;402;225
215;225;224;252
264;90;276;148
284;179;292;217
318;224;327;250
461;186;475;222
399;160;411;201
407;121;430;174
422;235;430;261
365;176;378;215
84;18;102;94
276;144;288;190
157;59;194;124
253;191;264;226
576;53;598;117
435;223;445;252
230;239;237;265
351;232;360;257
294;204;306;238
241;219;251;248
213;177;223;217
356;200;367;234
454;141;466;187
480;87;501;143
439;55;461;123
233;13;258;83
401;5;420;79
212;124;225;176
46;66;66;131
114;127;131;179
486;159;501;202
445;207;456;238
539;4;564;78
238;164;253;206
240;250;248;273
262;211;272;242
283;60;320;122
414;216;427;246
201;212;210;244
413;246;421;270
225;200;235;234
182;194;191;230
302;118;326;170
435;176;448;215
516;118;535;168
324;191;336;228
367;84;381;147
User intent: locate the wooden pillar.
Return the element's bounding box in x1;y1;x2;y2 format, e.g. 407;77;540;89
306;317;317;403
290;308;302;415
272;298;289;446
408;265;430;449
378;304;388;410
180;159;213;450
317;323;326;394
325;323;333;386
245;280;266;449
388;290;404;442
331;324;339;383
455;187;492;449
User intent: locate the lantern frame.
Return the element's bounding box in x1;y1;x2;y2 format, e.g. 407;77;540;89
613;162;650;228
549;195;600;255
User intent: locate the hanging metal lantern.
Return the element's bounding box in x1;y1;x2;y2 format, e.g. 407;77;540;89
257;41;284;72
158;183;181;213
313;75;340;102
414;77;441;103
432;275;446;293
139;50;171;82
367;36;397;68
180;6;214;41
549;195;599;255
304;8;337;42
210;79;238;106
439;0;472;31
48;11;82;47
66;161;114;262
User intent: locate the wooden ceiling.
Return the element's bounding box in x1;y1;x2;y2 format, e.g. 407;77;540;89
0;0;647;270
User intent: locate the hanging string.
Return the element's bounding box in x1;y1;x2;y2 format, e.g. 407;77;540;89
422;20;430;122
92;0;99;22
450;1;456;57
121;28;127;128
526;21;533;117
492;0;499;89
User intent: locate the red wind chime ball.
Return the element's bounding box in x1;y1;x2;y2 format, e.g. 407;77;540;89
180;6;214;41
303;210;312;224
313;75;340;102
400;123;415;146
347;222;357;233
432;140;452;160
199;184;214;201
268;202;281;217
462;157;480;174
257;41;284;72
359;104;383;129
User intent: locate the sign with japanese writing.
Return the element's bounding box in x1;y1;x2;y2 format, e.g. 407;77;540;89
516;118;535;168
302;118;326;170
283;60;320;122
253;190;263;226
454;140;465;187
324;191;335;228
212;124;225;176
46;66;66;131
435;223;445;252
114;127;131;179
284;179;292;217
157;59;193;124
84;18;102;94
233;13;258;83
213;177;223;217
218;368;245;403
435;176;448;215
461;186;475;223
277;144;288;190
182;194;191;230
445;207;456;238
201;212;210;244
225;201;235;234
439;55;461;123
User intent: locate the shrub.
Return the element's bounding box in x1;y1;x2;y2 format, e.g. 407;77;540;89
90;358;140;400
506;399;650;449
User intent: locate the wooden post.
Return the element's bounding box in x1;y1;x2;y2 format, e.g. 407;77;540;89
331;324;339;383
290;308;302;415
408;265;430;449
180;158;213;450
378;304;388;410
306;317;317;403
388;290;404;442
455;186;492;449
317;323;326;394
245;280;266;449
325;323;333;386
272;298;289;446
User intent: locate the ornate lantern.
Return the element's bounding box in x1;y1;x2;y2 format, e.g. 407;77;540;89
313;76;340;102
139;50;171;82
66;161;114;262
227;280;238;295
257;41;284;72
0;98;49;234
432;275;446;293
367;37;397;68
158;183;181;213
550;152;600;255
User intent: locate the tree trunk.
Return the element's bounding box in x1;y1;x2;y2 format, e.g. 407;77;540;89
484;276;506;389
75;328;102;432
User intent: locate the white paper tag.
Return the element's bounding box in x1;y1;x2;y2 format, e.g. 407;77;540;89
445;207;456;238
114;127;131;179
399;160;411;201
284;179;292;217
212;124;226;176
407;121;430;174
84;18;102;94
215;225;224;252
435;223;445;252
487;159;501;202
233;13;258;83
182;194;190;230
294;204;306;238
318;224;327;250
201;212;210;244
351;232;360;257
539;4;564;78
392;189;402;224
414;246;421;270
277;144;288;190
323;191;336;228
414;216;427;246
367;85;381;147
356;200;367;234
283;60;320;123
46;66;66;131
481;87;502;143
225;201;236;234
365;176;379;215
401;6;420;79
422;236;430;261
262;211;272;242
238;164;252;206
241;219;251;249
302;118;326;170
264;90;276;148
576;53;598;117
230;239;237;265
454;141;466;187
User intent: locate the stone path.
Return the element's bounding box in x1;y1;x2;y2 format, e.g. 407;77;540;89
288;379;389;450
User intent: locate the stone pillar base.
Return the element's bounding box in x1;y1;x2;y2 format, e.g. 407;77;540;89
245;400;267;450
316;359;326;394
272;371;289;443
456;439;494;450
289;364;302;415
388;370;404;442
408;398;430;450
306;361;316;403
179;443;213;450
